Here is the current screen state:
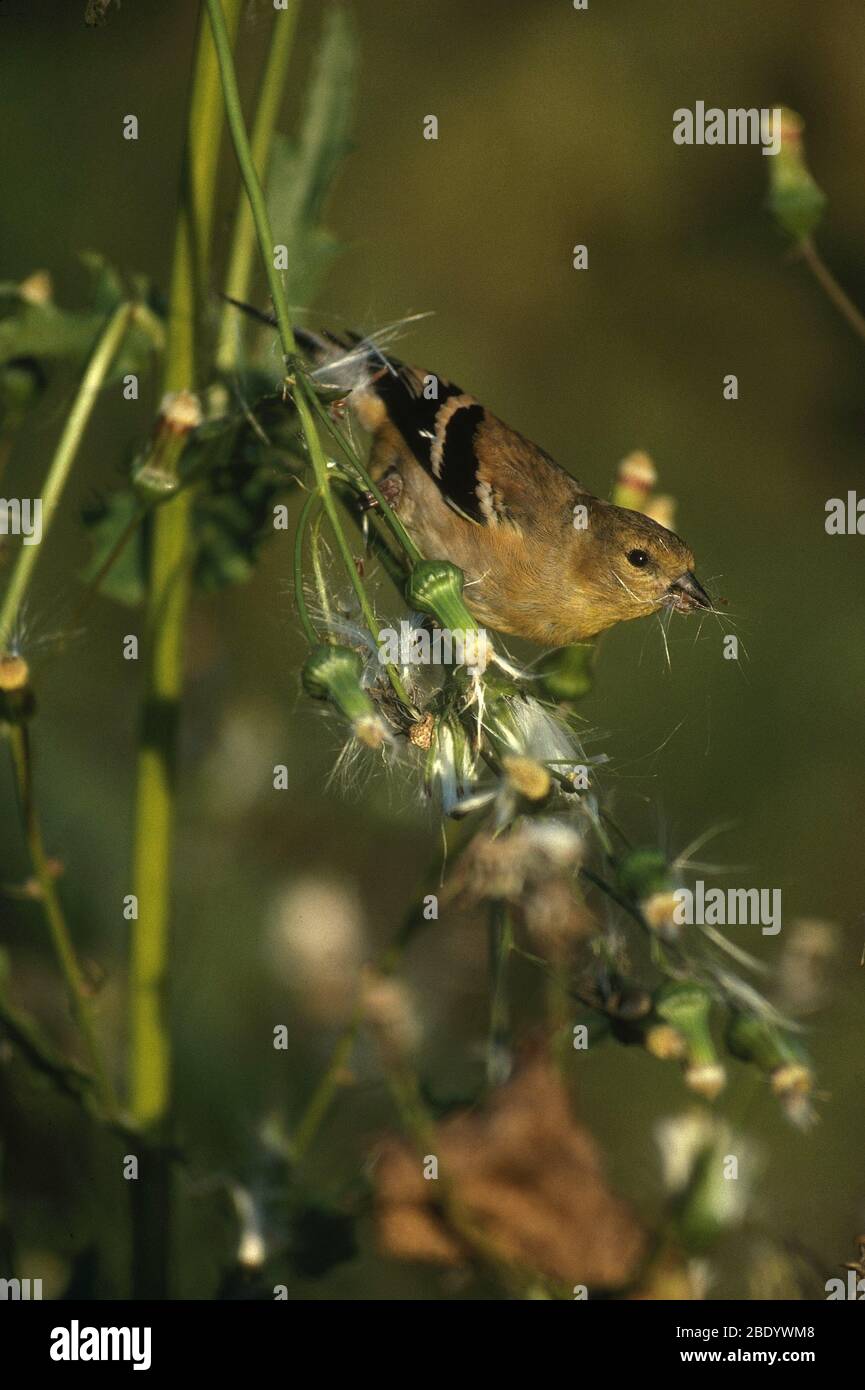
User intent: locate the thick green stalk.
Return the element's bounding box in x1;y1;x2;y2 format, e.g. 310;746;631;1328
129;0;242;1135
0;302;134;652
127;0;242;1303
216;0;301;371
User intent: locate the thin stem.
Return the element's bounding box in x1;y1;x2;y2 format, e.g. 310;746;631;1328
7;726;119;1120
799;237;865;347
309;498;333;625
307;388;422;564
290;1011;359;1163
0;302;134;652
206;0;414;710
580;865;648;931
67;500;148;637
292;487;320;644
288;828;468;1161
205;0;299;361
216;0;301;372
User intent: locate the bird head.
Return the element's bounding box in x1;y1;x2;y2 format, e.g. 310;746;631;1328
569;500;711;638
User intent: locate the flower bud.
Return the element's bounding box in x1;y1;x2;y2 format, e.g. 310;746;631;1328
613;450;657;511
656;982;725;1099
0;653;29;692
640;890;680;942
725;1010;814;1124
725;1010;800;1073
617;849;671;901
766;108;826;243
302;644;388;749
617;850;681;940
0;653;35;723
132;390;203;500
644;1023;687;1061
501;754;551;803
643;495;677;531
18;270;53;306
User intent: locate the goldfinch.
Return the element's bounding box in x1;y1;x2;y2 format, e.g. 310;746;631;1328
229;301;712;647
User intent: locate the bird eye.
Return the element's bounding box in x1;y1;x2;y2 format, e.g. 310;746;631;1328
627;548;650;568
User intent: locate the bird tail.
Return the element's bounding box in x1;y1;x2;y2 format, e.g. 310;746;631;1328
220;295;430;396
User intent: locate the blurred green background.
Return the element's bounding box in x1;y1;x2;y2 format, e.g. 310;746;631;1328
1;0;864;1298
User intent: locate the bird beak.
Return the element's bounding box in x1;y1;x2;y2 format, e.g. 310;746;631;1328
665;571;712;613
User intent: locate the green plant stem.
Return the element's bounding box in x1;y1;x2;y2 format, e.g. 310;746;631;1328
306;387;423;563
128;0;242;1304
206;0;414;710
8;726;119;1120
129;0;242;1136
0;302;134;651
309;501;333;625
292;487;321;643
800;238;865;346
216;0;301;372
289;827;469;1162
290;1010;359;1163
0;991;92;1107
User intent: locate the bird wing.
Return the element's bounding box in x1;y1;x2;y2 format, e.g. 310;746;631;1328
366;355;579;530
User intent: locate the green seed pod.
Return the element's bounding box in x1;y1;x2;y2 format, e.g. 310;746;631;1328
766;108;826;243
616;848;672;902
536;642;596;702
656;981;725;1098
301;644;387;748
405;561;483;656
725;1010;805;1074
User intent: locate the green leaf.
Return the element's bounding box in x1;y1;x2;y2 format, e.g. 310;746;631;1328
0;254;158;385
81;398;303;605
266;5;357;307
80;489;149;606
